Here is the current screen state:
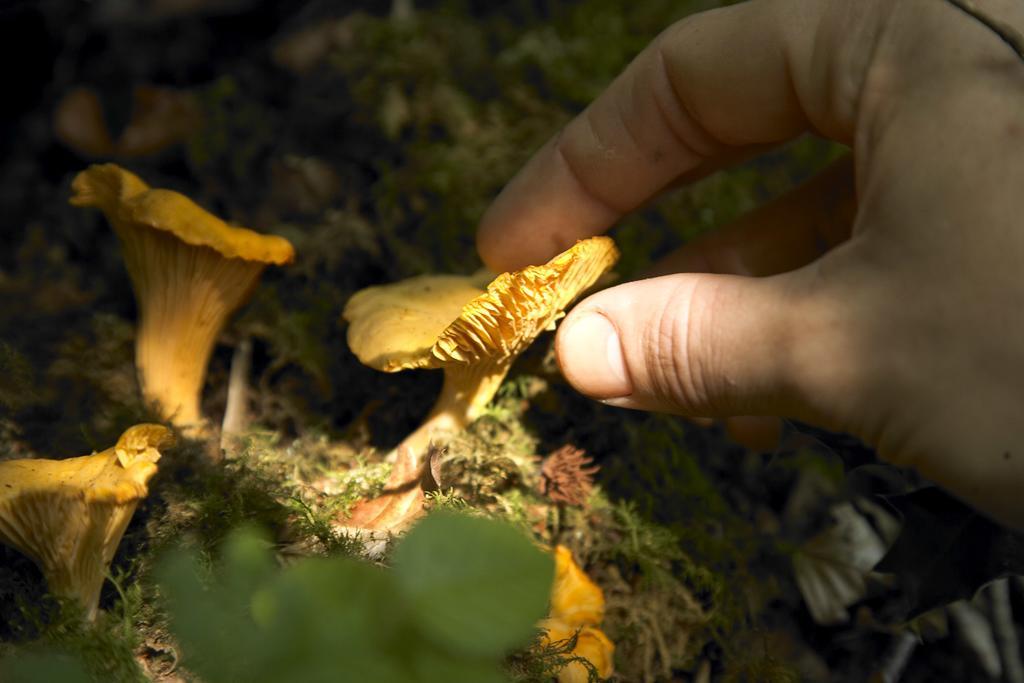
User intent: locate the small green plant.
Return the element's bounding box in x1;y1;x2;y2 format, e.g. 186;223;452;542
0;572;143;683
1;513;554;682
157;511;553;683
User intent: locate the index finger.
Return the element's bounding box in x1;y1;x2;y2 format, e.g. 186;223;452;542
477;0;883;271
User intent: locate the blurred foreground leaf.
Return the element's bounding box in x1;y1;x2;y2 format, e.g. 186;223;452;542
394;511;555;658
157;512;553;683
0;650;92;683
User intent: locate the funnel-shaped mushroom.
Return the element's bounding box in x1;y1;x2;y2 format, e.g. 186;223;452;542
70;164;295;432
344;237;618;455
0;424;173;620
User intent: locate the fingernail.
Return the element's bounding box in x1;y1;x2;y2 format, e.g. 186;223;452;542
558;312;632;399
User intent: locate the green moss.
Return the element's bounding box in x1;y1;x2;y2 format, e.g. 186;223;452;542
0;577;145;683
143;437;301;561
605;416;743;559
424;488;471;512
561;493;712;678
284;496;365;558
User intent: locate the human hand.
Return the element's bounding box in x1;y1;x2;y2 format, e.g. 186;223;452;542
476;0;1024;527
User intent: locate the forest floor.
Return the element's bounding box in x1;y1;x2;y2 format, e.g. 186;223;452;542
0;1;1019;681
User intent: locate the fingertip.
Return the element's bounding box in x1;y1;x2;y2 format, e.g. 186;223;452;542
557;271;821;419
555;308;633;400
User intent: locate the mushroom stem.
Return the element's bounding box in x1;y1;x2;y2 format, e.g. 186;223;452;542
41;502;124;621
221;337;253;452
124;229;266;432
398;359;511;457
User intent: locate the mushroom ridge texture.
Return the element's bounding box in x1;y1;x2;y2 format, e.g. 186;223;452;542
70;164;295;431
0;424;173;621
344;236;619;456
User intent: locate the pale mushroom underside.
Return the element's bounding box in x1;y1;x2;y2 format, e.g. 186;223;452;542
70;163;296;428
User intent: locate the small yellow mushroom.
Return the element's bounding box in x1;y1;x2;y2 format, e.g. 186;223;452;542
540;545;615;682
0;424;173;621
344;237;618;456
538;619;615;683
549;545;605;626
70;164;295;433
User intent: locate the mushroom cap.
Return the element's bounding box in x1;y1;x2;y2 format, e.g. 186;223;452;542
344;274;489;371
0;424;173;616
70;163;295;265
550;545;605;627
0;424;171;506
344;236;618;372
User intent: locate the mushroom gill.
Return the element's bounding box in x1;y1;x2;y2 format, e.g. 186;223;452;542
344;236;619;457
70;164;295;433
0;424;174;621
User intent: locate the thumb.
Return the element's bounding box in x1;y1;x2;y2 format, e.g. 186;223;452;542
556;273;813;418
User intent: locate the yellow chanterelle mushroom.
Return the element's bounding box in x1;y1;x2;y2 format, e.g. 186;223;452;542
539;545;615;683
0;424;173;621
344;236;618;456
70;164;295;433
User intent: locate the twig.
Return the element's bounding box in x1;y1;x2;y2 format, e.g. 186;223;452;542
990;578;1024;683
221;337;252;450
943;0;1024;63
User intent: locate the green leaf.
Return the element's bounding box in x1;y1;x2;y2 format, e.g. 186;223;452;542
393;511;554;658
257;558;414;682
156;544;267;682
221;526;278;603
408;639;507;683
0;651;92;683
161;523;542;683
